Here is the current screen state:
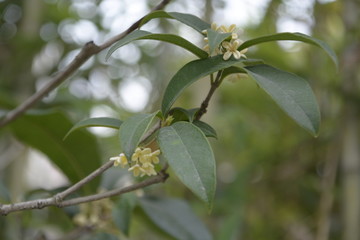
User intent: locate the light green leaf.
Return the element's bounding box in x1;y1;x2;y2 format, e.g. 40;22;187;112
158;122;216;208
140;197;213;240
64;117;122;139
193;120;217;139
106;30;208;60
238;32;338;68
10;111;101;193
119;112;158;159
139;10;211;33
207;29;231;55
245;64;320;136
162;55;247;115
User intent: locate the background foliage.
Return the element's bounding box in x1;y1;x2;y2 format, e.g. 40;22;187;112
0;0;358;239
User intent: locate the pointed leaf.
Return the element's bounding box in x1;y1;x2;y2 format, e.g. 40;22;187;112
207;29;231;55
245;64;320;135
140;197;212;240
119;112;158;159
64;117;122;139
10;111;101;193
238;32;338;68
158;122;216;208
162;55;247;115
106;30;208;60
140;10;210;33
193;120;217;139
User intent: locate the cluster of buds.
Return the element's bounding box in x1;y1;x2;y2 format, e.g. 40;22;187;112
110;147;161;177
203;23;248;61
73;198;112;228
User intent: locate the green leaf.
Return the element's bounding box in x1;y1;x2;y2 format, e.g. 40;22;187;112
112;193;137;236
207;29;231;55
139;10;211;33
64;117;122;139
106;30;208;60
158;122;216;208
245;64;321;135
193;120;217;139
238;32;338;68
119;112;158;159
169;107;199;123
10;111;101;193
162;55;247;115
140;197;212;240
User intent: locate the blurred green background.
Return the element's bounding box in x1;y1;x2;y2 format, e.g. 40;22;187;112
0;0;359;239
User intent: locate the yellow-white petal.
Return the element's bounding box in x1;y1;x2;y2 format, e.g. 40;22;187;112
233;50;241;59
223;51;232;60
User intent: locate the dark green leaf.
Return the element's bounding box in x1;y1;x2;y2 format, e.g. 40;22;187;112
238;32;338;68
220;59;264;80
169;107;199;123
193;120;217;139
119;112;158;159
140;10;211;33
245;64;320;135
106;30;208;60
10;111;101;193
162;55;247;115
207;29;231;54
140;197;212;240
158;122;216;208
64;117;122;139
113;193;137;236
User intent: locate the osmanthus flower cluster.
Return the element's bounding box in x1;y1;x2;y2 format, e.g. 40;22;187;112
110;147;161;177
203;23;248;60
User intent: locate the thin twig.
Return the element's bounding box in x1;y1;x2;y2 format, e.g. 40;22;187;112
0;0;171;128
195;70;224;120
54;160;114;202
0;165;169;215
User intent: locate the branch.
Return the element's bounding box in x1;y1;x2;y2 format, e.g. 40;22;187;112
0;0;171;128
0;164;169;216
195;70;224;120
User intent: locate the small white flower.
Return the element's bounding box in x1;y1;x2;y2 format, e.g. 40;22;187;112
128;164;144;177
220;24;236;33
110;153;128;168
222;40;248;60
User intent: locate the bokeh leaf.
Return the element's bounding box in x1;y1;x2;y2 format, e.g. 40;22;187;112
245;64;320;135
10;111;102;193
112;193;137;236
64;117;122;139
162;55;247;115
106;30;208;60
140;10;210;33
238;32;338;68
140;197;213;240
158;122;216;208
119;112;158;159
